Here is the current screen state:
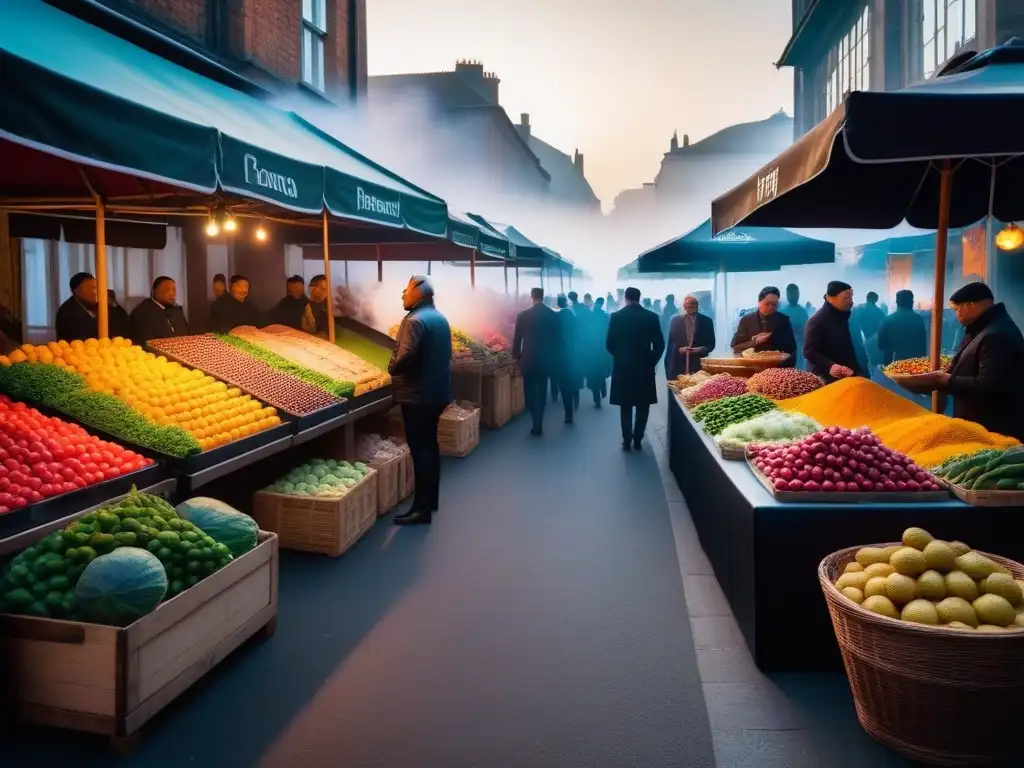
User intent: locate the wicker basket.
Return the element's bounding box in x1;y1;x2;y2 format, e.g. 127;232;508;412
511;374;525;416
439;402;481;457
397;447;414;501
251;470;377;556
365;453;400;516
819;544;1024;766
701;354;790;379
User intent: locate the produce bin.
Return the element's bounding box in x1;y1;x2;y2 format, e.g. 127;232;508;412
819;545;1024;766
0;532;279;753
250;470;377;556
439;403;481;458
481;369;512;429
398;449;414;502
367;454;400;516
511;373;525;417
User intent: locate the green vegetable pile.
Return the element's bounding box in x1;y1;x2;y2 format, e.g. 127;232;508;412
216;334;355;399
0;363;199;458
717;410;821;447
264;458;370;498
932;446;1024;491
693;393;778;436
0;488;243;624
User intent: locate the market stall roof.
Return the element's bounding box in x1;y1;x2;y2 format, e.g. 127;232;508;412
467;215;574;272
447;211;512;260
621;219;835;277
0;0;448;236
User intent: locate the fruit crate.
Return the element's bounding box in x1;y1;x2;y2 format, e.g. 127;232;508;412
250;470;377;556
511;373;525;417
365;453;400;517
0;532;279;753
397;448;414;501
936;477;1024;508
747;459;951;503
439;403;480;458
819;544;1024;766
481;369;512;429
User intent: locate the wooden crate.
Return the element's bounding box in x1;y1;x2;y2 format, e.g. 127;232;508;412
0;532;279;752
366;454;400;516
251;470;377;556
397;446;414;501
511;374;525;417
480;370;512;429
439;403;481;458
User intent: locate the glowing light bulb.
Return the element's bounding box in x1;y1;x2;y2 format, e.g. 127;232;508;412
996;223;1024;252
255;226;268;242
205;220;220;237
223;215;237;233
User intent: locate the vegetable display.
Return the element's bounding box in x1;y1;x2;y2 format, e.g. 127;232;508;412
883;356;953;377
0;359;199;457
931;447;1024;491
217;332;354;398
693;394;777;436
834;527;1024;631
176;497;260;557
149;334;341;416
747;368;824;400
0;488;254;623
717;411;821;450
681;375;748;408
669;371;711;391
751;426;944;493
0;395;152;514
740;349;789;360
263;458;371;498
392;324;509;369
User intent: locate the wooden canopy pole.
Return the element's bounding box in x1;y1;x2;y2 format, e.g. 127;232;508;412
515;264;519;297
931;160;953;413
376;244;383;282
503;261;509;295
94;196;109;338
322;211;336;343
559;268;564;293
427;261;432;276
344;261;349;285
470;249;477;289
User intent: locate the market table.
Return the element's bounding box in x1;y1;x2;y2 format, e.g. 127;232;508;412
667;393;1024;672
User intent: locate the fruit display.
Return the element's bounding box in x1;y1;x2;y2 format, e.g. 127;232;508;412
481;330;511;354
747;368;824;400
751;426;945;494
0;488;257;624
740;349;790;360
693;394;777;436
175;497;260;557
214;334;352;398
148;334;340;417
883;356;953;377
680;375;748;408
0;357;199;458
243;325;390;395
833;527;1024;631
668;370;711;391
779;378;1019;468
391;324;509;370
262;458;371;498
717;411;821;451
0;395;153;514
931;446;1024;491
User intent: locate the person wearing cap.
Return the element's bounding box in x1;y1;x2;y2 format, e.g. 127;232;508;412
389;275;452;526
878;289;926;366
803;281;864;383
922;282;1024;440
129;277;189;347
55;272;99;342
730;286;797;363
267;275;310;331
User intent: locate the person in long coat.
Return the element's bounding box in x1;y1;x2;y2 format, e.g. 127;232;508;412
666;295;715;378
513;287;561;435
585;296;612;406
804;281;864;383
606;287;665;451
209;274;262;333
555;294;582;422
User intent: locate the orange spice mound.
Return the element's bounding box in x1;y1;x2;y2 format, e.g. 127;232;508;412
778;377;1019;466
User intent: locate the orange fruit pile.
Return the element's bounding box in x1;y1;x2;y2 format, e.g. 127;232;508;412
0;338;281;451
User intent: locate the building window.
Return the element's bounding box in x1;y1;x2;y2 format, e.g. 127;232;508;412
823;5;871;116
302;0;327;91
922;0;976;79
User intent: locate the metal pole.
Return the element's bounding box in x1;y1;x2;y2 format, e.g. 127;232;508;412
427;261;432;276
95;197;109;338
344;260;349;286
322;210;336;343
515;264;519;296
376;244;383;282
470;249;476;289
931;160;953;413
504;261;509;295
559;268;564;293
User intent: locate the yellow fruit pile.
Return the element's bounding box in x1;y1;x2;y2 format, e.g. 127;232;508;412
835;526;1024;631
1;338;280;451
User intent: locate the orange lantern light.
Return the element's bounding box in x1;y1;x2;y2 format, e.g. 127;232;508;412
995;222;1024;252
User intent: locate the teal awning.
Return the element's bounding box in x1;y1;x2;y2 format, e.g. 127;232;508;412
0;0;448;235
467;215;573;271
446;211;511;259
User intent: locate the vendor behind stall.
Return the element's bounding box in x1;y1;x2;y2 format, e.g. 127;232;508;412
267;275;309;330
730;286;796;361
924;282;1024;441
55;272;98;342
804;281;863;383
307;274;329;336
666;295;715;377
209;274;262;333
878;289;926;365
129;276;189;348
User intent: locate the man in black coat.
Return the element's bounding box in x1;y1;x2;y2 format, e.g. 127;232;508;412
730;286;797;362
926;282;1024;440
388;275;452;526
513;287;560;435
878;289;926;365
307;274;329;336
129;276;190;348
209;274;262;333
666;295;715;378
778;284;809;368
556;294;582;423
804;281;864;383
55;272;98;342
267;275;310;331
586;296;612;406
606;287;665;451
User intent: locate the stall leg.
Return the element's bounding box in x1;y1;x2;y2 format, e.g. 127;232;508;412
504;262;509;295
470;249;476;289
95;197;109;338
427;261;432;276
344;421;356;459
931;161;953;414
322;210;336;343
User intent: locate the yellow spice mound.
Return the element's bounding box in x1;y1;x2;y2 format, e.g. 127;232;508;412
779;378;1018;466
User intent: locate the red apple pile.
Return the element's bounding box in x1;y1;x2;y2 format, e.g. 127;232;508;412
0;396;153;515
750;425;942;493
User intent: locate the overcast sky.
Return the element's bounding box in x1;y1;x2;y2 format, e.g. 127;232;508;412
366;0;794;206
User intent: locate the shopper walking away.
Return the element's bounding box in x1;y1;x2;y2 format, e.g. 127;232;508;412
586;297;612;406
513;287;560;435
555;294;582;422
878;289;926;366
778;284;809;368
389;275;451;526
660;294;678;346
607;287;665;451
853;291;886;370
804;281;863;383
666;295;715;378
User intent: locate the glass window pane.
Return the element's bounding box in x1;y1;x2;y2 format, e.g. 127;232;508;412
302;29;313;85
315;36;325;91
924;0;935;39
302;0;312;23
948;0;961;57
924;39;936;78
965;0;976;40
21;240;50;328
315;0;327;30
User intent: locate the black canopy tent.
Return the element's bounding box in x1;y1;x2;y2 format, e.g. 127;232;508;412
711;42;1024;409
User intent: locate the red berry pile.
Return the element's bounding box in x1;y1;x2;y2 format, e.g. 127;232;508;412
751;426;942;493
684;375;748;408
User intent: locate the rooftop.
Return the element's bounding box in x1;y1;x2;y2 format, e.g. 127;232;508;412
666;110;793;156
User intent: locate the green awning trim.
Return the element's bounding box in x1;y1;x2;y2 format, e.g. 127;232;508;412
446;211;511;258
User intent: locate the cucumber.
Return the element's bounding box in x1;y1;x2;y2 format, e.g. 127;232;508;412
972;463;1024;490
945;451;998;481
996;477;1020;490
985;450;1024;472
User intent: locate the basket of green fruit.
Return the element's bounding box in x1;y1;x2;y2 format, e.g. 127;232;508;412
818;527;1024;766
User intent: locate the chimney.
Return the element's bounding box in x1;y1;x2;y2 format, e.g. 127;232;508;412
455;59;499;103
573;148;584;175
683;133;690;147
670;130;678;152
518;113;531;141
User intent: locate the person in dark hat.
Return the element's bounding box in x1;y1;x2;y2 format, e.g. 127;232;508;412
803;281;864;383
730;286;797;363
514;287;561;435
267;275;310;331
922;282;1024;440
209;274;262;333
878;289;926;366
212;273;227;301
55;272;98;342
129;277;189;347
555;293;582;421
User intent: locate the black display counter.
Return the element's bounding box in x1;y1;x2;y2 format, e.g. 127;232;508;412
667;394;1024;672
